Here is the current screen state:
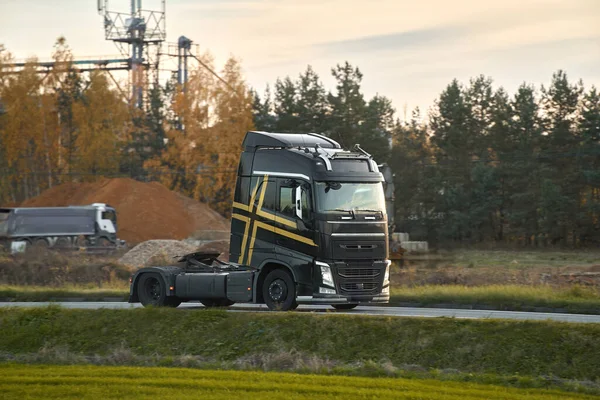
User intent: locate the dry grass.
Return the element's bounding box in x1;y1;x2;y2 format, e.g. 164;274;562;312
0;250;132;286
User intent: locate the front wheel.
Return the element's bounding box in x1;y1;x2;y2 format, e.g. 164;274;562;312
263;269;297;311
332;303;358;310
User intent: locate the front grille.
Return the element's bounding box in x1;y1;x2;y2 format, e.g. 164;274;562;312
340;282;378;292
335;262;384;295
338;268;380;278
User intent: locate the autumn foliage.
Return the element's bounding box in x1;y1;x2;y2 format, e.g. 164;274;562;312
0;39;254;216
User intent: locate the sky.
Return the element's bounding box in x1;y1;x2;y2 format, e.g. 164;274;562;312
1;0;599;119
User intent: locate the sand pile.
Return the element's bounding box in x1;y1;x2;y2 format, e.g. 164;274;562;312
118;240;199;268
119;239;231;268
21;178;229;244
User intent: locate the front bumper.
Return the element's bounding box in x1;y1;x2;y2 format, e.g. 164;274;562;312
297;293;389;305
313;259;390;304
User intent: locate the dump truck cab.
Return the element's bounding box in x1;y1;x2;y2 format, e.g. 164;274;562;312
229;131;391;310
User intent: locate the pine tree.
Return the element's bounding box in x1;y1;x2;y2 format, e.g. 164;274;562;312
326;62;366;148
577;87;600;244
361;94;395;162
296;65;327;134
539;70;583;245
252;85;276;131
273;77;298;132
502;84;543;245
429;79;472;241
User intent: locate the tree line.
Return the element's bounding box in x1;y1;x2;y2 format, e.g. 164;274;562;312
1;38;598;247
252;64;600;247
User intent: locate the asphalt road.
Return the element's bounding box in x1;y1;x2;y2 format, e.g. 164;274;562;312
2;301;600;323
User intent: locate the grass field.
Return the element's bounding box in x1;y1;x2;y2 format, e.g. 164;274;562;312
1;307;600;384
1;364;597;400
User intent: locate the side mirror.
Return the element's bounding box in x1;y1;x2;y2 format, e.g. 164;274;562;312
295;186;302;220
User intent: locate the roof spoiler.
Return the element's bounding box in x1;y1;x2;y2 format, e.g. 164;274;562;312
242;131;341;151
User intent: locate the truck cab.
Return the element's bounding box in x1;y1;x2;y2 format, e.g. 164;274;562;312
230;131;390;310
128;131;391;311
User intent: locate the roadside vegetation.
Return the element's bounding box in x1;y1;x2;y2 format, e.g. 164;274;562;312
2;284;599;314
1;306;599;394
2;364;597;400
1;249;599;313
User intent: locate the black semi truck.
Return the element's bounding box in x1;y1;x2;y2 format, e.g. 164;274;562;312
0;203;123;252
129;131;391;311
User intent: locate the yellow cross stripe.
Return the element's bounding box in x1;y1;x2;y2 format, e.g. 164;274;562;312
246;222;259;265
248;176;270;263
257;208;297;229
232;202;249;211
255;221;317;247
232;213;250;264
232;213;249;222
257;175;268;210
241;177;263;264
248;178;262;211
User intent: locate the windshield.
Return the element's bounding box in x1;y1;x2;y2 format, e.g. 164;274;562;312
102;210;117;224
315;182;386;213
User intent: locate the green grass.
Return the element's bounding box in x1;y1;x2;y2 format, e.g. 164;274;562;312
1;307;600;384
1;364;597;400
390;284;600;313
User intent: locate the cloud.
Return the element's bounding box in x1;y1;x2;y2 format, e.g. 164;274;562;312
313;26;468;56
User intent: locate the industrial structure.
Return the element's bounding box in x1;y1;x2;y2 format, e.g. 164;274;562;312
0;0;206;110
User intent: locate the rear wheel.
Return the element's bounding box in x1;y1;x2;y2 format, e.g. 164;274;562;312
201;299;235;308
263;269;297;311
332;303;359;310
97;237;112;247
138;273;179;307
54;237;70;248
33;238;49;249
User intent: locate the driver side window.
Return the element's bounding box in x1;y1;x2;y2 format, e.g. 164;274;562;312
279;187;295;217
278;179;312;220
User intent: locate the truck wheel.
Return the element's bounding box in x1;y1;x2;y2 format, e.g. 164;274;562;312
332;304;358;310
55;237;70;248
263;269;298;311
33;238;49;249
97;237;112;247
138;273;168;307
201;299;235;308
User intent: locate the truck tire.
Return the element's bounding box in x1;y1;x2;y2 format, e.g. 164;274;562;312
138;273;179;307
201;299;235;308
263;269;298;311
33;238;49;249
332;304;358;310
97;237;111;247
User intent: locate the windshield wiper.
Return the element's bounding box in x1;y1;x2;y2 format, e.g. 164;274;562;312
356;209;382;213
325;208;352;213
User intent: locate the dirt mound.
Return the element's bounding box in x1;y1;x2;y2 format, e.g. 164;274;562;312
21;178;229;244
119;240;199;268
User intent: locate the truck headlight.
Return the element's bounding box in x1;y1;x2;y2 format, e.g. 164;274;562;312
319;264;334;287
